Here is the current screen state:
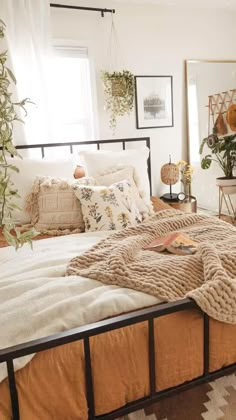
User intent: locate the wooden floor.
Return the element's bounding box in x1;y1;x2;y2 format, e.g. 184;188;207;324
198;208;236;226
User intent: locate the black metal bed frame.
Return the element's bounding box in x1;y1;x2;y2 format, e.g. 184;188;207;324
0;137;235;420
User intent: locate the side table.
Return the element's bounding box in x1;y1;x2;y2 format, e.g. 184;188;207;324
160;195;197;213
218;185;236;223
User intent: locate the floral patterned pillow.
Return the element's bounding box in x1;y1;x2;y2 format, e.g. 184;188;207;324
73;180;142;232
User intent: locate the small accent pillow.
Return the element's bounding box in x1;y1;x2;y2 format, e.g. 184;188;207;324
25;176;96;235
95;166;153;220
73;180;142;232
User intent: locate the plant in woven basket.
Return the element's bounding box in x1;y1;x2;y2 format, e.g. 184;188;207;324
101;70;134;130
0;19;37;248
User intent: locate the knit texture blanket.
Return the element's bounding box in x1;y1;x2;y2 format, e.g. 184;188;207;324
67;210;236;324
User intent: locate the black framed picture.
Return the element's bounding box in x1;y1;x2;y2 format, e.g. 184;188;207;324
135;75;174;129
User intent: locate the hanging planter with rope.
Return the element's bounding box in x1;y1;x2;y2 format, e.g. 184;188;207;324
101;16;135;130
102;69;134;129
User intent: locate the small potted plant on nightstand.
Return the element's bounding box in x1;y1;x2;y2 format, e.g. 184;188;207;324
176;160;194;198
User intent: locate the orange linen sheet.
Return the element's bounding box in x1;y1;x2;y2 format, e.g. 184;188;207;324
0;309;235;420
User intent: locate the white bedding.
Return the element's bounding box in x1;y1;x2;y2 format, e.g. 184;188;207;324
0;232;161;382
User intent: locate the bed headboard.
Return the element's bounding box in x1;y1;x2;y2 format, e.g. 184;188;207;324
11;137;152;194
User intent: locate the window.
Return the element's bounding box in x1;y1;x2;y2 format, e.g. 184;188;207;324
50;46;96;143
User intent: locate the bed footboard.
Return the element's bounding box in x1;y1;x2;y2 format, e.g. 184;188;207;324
0;298;235;420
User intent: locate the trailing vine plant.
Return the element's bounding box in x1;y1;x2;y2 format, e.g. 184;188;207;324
0;19;37;248
101;70;134;130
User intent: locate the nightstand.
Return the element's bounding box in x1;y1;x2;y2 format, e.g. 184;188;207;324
160;195;197;213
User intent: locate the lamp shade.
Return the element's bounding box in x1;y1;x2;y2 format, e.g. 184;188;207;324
161;163;179;185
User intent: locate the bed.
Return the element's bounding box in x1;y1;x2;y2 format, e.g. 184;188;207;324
0;137;236;420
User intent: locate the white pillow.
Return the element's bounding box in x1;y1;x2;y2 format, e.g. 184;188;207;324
8;157;76;224
96;166;153;219
79;147;150;200
73;180;142;232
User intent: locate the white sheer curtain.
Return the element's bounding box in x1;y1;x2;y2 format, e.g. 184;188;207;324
1;0;52;145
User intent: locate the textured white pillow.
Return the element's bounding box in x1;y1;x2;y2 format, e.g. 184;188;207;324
73;180;142;232
96;166;153;219
26;176;96;234
79;147;150;200
8;157;76;224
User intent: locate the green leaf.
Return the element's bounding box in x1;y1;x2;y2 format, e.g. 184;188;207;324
201;155;212;170
7;203;21;211
6;67;16;84
5;141;18;156
3;228;19;249
18;229;39;241
199;137;208;155
8;165;20;173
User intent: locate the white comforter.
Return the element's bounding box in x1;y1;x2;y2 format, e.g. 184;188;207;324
0;232;161;382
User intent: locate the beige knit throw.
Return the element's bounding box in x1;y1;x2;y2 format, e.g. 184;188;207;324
66;210;236;324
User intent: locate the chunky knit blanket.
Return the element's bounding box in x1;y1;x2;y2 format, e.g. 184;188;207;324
67;210;236;324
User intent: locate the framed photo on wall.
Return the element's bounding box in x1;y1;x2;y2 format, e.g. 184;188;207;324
135;75;174;129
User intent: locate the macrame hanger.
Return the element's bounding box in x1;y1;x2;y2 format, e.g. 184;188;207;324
106;14;126;72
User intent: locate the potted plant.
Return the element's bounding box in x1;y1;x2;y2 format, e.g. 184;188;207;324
0;19;37;248
101;70;134;130
200;132;236;188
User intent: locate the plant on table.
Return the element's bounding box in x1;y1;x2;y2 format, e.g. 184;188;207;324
200;132;236;178
0;19;37;248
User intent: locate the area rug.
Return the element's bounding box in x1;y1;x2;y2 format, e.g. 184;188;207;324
119;374;236;420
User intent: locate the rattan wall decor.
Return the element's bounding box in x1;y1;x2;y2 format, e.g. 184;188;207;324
206;89;236;135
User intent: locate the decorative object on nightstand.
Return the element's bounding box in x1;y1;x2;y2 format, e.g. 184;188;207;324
160;156;179;201
176;160;194;198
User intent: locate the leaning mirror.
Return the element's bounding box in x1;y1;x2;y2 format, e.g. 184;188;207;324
186;60;236;213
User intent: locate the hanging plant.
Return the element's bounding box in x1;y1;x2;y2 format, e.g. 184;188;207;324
102;70;135;130
0;19;37;248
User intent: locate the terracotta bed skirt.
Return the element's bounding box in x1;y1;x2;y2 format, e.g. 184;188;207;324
0;308;235;420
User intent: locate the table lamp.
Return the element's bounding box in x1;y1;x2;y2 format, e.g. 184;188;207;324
160;156;179;201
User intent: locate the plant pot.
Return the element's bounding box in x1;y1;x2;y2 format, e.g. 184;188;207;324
216;177;236;194
111;79;127;97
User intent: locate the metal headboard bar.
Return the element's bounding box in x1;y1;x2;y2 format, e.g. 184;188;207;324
13;137;152;195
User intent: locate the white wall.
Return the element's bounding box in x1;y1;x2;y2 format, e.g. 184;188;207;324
51;0;236;202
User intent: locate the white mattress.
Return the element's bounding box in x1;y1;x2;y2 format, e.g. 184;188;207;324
0;232;161;381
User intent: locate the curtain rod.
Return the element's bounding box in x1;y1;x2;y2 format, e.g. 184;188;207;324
50;3;115;17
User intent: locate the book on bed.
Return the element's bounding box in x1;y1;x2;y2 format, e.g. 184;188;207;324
144;232;198;255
